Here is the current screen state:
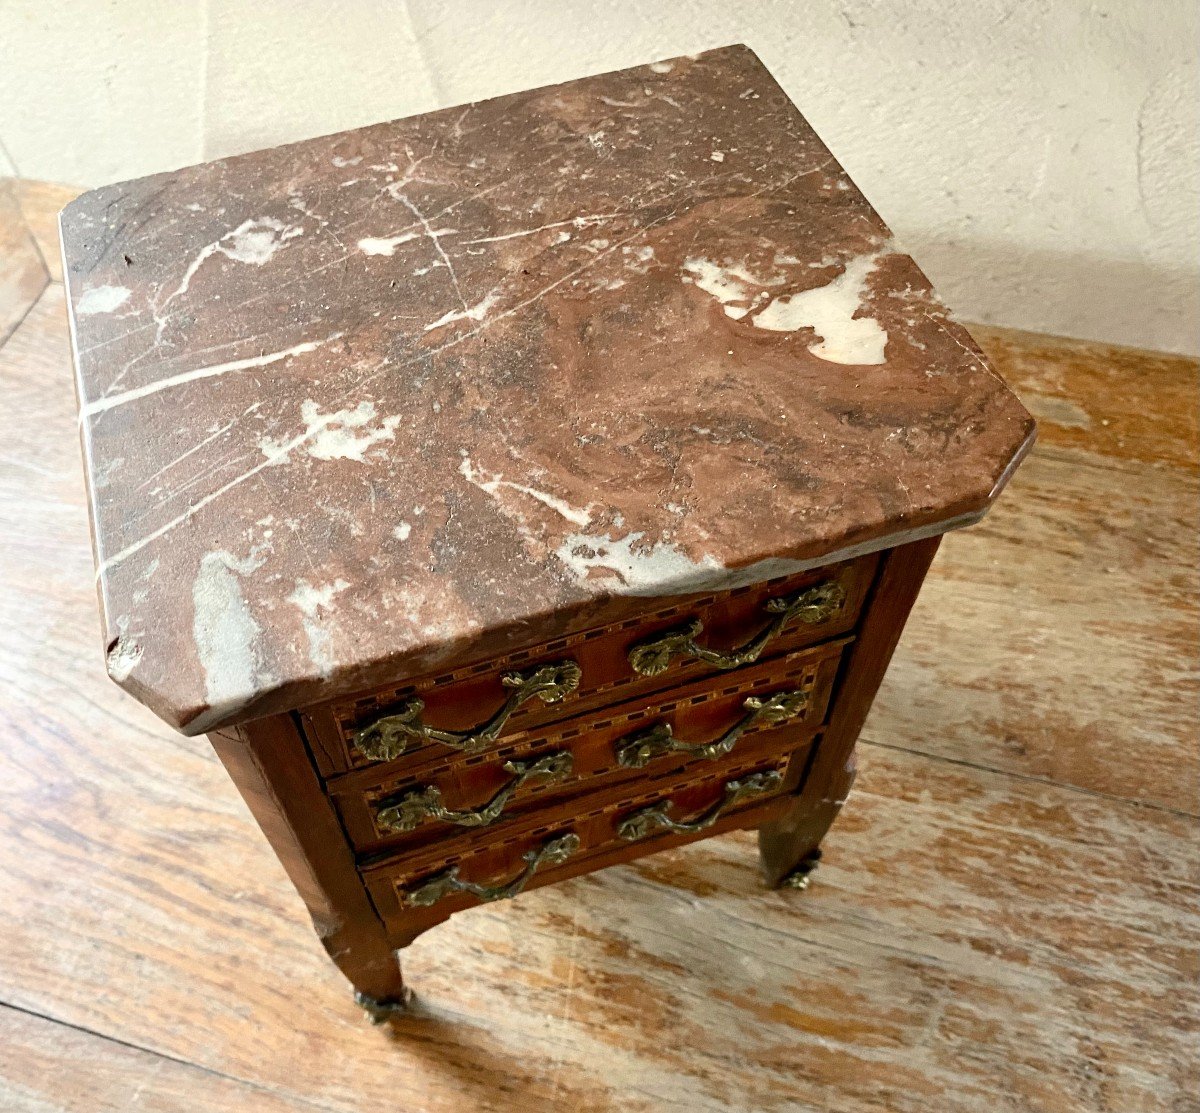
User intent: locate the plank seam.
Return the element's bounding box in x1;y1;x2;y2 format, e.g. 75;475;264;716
0;999;345;1113
859;735;1200;820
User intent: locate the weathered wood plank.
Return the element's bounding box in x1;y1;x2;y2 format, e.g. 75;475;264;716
2;691;1195;1113
0;178;48;344
973;324;1199;471
0;1004;323;1113
870;448;1199;813
13;180;82;283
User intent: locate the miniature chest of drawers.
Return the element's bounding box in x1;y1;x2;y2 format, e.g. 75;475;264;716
60;45;1034;1019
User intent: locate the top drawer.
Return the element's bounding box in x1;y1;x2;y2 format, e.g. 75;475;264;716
302;553;877;776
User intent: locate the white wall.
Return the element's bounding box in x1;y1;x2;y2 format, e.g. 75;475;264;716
2;0;1196;353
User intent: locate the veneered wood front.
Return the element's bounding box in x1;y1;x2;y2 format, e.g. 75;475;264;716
761;536;942;884
303;556;872;775
332;640;843;854
205;716;405;1003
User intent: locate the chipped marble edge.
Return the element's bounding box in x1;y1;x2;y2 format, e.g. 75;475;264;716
157;505;987;738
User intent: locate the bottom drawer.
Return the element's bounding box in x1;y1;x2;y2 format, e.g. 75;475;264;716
362;745;806;933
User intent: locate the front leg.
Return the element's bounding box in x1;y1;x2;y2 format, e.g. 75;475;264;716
758;747;857;888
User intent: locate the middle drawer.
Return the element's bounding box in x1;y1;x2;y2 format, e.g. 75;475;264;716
332;638;846;856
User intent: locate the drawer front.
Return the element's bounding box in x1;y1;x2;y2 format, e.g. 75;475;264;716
304;554;875;775
362;748;800;931
334;640;844;855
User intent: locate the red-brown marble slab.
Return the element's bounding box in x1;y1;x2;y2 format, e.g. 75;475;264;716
59;45;1034;734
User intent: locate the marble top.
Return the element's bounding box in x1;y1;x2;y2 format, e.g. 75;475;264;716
61;45;1034;735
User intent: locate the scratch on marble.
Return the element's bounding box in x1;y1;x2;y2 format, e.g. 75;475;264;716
98;404;363;574
136;402;261;490
395;192;469;312
100;209;676;575
459;213;622;245
399;215;681;374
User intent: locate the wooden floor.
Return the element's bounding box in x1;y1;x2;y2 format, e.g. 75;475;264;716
1;179;1196;1113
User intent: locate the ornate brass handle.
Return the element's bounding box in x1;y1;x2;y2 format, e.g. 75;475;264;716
628;581;845;677
401;833;581;908
617;769;783;841
616;689;809;769
353;660;582;762
375;751;574;833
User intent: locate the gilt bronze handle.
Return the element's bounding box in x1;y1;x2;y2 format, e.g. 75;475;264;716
353;660;582;762
401;833;581;908
627;581;845;677
375;751;574;833
617;769;783;842
615;689;810;769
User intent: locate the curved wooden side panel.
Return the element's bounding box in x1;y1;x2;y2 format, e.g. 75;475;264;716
206;718;406;1006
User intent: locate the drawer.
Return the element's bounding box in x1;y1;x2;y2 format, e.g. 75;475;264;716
333;639;845;855
362;747;800;931
303;554;876;775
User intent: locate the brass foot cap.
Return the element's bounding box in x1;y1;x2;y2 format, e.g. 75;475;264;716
355;988;413;1023
779;849;822;891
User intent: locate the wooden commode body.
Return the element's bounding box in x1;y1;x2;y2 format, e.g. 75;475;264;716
60;46;1033;1018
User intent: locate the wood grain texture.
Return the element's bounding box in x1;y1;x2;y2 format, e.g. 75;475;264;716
0;181;1196;1111
13;179;79;283
208;719;406;1003
972;324;1199;470
0;177;48;344
761;536;941;885
0;1004;318;1113
869;409;1199;812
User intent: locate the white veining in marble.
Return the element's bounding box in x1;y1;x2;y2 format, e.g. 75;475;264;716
555;530;723;595
260;400;401;464
753;249;890;363
191;549;272;722
358;231;422;255
683;248;892;365
287;578;349;676
84;337;337;417
681;257;779;320
459;455;594;526
160;217;302;311
425;291;501;332
76;285;131;316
